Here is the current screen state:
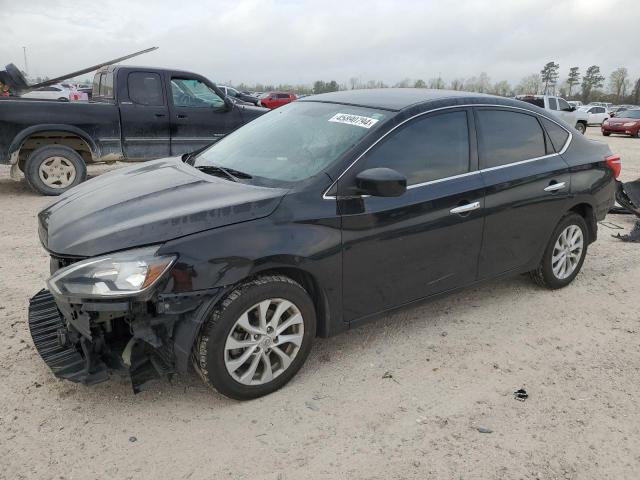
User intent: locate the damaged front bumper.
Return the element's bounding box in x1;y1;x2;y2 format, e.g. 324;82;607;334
28;286;219;393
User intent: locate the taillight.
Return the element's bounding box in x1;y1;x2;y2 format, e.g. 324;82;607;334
605;154;621;178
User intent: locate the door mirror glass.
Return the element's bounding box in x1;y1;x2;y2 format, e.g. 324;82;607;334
355;168;407;197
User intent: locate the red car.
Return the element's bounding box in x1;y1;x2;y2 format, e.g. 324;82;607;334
602;109;640;138
258;91;296;109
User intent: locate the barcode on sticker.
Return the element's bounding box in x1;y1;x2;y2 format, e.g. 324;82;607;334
329;113;379;129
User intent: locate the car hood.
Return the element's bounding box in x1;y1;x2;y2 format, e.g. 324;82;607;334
609;116;639;123
38;158;287;257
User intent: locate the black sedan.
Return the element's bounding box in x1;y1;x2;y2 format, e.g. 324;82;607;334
29;89;619;399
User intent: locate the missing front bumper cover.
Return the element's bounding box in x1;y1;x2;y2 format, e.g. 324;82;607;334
28;289;172;392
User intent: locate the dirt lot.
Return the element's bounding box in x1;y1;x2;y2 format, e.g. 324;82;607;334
1;127;639;480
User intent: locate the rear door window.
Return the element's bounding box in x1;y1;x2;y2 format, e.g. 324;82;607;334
540;117;570;152
548;97;558;110
359;110;470;185
476;109;547;168
128;72;164;106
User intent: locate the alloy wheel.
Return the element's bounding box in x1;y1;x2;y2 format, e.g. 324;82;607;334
224;298;304;385
551;225;584;279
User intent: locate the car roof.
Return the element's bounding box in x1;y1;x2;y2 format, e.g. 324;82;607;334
301;88;529;112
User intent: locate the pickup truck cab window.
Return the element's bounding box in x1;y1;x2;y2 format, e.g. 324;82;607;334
476;109;546;168
171;78;225;108
548;97;558;110
357;110;470;186
128;72;164;106
558;98;572;111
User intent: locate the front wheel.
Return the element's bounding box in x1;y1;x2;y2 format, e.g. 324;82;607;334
603;132;611;136
530;213;589;289
24;145;87;196
575;122;586;134
195;275;316;400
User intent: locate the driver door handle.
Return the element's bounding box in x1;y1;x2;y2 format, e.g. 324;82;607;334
544;181;566;192
177;114;188;119
450;201;481;215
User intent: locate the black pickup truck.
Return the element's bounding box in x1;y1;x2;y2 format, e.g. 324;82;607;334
0;65;266;195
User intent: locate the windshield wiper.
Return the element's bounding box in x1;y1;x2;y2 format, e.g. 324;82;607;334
195;165;252;181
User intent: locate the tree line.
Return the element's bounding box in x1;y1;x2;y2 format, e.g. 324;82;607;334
234;63;640;105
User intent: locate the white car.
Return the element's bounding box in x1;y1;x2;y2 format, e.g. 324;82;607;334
588;102;613;109
21;84;73;101
577;105;609;125
568;100;583;108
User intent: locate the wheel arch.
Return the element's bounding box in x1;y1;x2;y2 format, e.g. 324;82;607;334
171;263;334;375
568;202;597;243
248;266;332;339
8;124;100;168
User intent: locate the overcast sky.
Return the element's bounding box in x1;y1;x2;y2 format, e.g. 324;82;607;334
0;0;638;88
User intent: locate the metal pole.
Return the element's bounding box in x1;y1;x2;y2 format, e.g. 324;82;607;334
22;46;28;76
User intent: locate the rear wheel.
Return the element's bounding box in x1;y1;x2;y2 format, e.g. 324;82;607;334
575;122;586;134
195;275;316;400
530;213;588;289
24;145;87;195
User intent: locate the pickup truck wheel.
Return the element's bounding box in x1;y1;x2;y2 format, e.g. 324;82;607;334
575;122;586;134
25;145;87;196
529;213;588;289
194;275;316;400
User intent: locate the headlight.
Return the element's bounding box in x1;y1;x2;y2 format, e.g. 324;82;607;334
48;246;176;298
623;122;638;127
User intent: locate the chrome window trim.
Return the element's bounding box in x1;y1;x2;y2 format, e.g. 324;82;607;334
322;103;573;200
406;170;480;190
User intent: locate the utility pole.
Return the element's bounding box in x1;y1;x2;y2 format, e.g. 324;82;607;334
22;46;28;76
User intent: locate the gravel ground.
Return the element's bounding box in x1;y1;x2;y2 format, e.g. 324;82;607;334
1;127;639;480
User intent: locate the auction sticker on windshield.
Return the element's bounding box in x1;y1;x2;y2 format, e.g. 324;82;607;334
329;113;380;129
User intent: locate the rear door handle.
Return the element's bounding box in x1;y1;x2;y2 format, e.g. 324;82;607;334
177;114;188;119
154;113;166;117
450;201;481;215
544;182;566;192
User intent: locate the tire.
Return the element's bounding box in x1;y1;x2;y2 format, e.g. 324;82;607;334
603;132;611;136
57;97;70;102
634;130;640;138
195;275;316;400
24;145;87;196
575;122;586;134
529;213;589;289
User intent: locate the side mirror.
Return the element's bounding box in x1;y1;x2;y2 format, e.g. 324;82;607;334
610;112;616;117
355;168;407;197
223;96;234;111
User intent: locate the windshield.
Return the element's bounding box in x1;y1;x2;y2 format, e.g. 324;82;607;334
617;110;640;119
194;102;387;183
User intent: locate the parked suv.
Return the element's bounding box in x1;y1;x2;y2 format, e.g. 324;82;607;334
29;89;618;399
515;94;589;133
577;105;609;125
